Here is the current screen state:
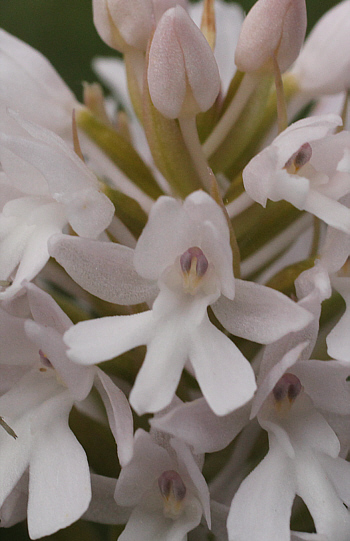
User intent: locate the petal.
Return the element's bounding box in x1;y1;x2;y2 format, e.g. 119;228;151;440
0;308;38;366
27;392;91;539
213;281;313;344
64;310;153;365
292;360;350;415
227;444;296;541
25;281;71;332
129;310;190;414
95;368;134;467
189;315;256;415
83;473;131;525
151;397;250;454
49;234;157;305
295;450;350;541
304;189;350;233
118;493;202;541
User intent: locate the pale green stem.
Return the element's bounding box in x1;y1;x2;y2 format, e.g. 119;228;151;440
240;214;312;279
202;72;261;159
272;54;288;134
178;116;213;191
309;216;321;258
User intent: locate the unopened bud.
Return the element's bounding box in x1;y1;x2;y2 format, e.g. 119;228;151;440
292;0;350;95
153;0;189;23
93;0;154;53
235;0;307;74
147;5;220;119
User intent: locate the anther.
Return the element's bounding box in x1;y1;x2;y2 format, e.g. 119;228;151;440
39;349;53;369
180;246;208;276
158;470;187;519
284;143;312;173
273;373;302;404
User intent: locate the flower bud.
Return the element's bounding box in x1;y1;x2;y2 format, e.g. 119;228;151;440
153;0;189;23
147;5;220;119
292;0;350;95
235;0;307;74
93;0;154;53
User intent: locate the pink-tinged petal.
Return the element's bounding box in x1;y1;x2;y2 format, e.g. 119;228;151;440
95;368;134;467
0;308;38;366
292;360;350;415
0;30;77;137
227;444;296;541
134;196;186;280
303;189;350;233
171;437;211;527
151;397;250;454
27;392;91;539
25;321;95;401
115;429;173;507
83;473;131;524
118;493;202;541
251;342;308;419
64;310;153;365
295;450;350;541
49;234;157;305
25;281;71;332
213;280;313;344
129;310;190;414
189;315;256;416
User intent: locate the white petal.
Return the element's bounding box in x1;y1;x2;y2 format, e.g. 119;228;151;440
25;281;71;333
83;473;131;524
0;308;38;366
151;397;250;454
213;281;313;344
49;234;157;305
189;315;256;415
95;368;134;467
129;309;190;414
64;310;153;365
27;392;91;539
227;444;296;541
295;450;350;541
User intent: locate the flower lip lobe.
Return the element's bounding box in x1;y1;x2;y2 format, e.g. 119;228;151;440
272;372;302;403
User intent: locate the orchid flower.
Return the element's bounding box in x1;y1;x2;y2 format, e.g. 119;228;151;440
50;190;311;416
0;283;133;539
0;110;114;299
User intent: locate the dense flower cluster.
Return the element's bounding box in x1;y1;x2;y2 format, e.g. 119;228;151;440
1;1;350;540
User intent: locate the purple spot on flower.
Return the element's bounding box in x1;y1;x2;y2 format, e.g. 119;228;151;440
158;470;187;502
273;373;302;403
180;246;208;277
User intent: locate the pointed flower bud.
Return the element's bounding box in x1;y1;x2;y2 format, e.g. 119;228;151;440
292;0;350;95
235;0;307;74
93;0;154;53
147;5;220;119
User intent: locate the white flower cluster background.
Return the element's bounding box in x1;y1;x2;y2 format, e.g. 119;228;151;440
1;1;350;540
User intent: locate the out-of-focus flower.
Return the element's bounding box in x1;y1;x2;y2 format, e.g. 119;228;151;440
292;0;350;96
0;283;133;539
0;110;114;299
